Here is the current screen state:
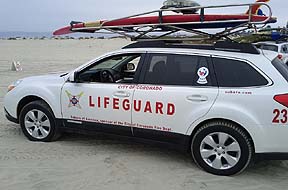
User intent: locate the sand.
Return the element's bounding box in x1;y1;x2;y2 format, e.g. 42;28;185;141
1;39;288;190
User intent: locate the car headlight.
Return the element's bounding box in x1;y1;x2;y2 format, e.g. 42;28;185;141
8;80;22;92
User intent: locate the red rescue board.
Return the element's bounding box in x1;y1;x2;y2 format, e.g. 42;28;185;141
53;14;276;36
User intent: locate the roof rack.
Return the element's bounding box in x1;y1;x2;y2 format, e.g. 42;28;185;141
69;2;274;41
123;40;260;55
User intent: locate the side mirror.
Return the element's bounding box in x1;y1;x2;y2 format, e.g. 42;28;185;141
69;71;80;83
127;63;136;71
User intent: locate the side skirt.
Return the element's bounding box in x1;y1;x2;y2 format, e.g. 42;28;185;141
256;153;288;160
58;119;191;152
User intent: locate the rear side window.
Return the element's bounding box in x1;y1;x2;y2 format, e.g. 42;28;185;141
213;58;268;87
272;58;288;82
143;54;215;86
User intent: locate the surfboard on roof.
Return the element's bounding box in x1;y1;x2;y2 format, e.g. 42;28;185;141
53;0;276;40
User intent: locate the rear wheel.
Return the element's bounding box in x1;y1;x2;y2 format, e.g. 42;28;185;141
191;121;253;176
19;100;61;142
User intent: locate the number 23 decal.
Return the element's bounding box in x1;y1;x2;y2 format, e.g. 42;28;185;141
273;109;288;123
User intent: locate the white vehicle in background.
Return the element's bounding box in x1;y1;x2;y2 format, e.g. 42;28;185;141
4;41;288;176
255;41;288;65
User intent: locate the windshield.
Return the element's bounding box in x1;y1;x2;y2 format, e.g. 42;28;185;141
89;55;140;71
92;55;131;70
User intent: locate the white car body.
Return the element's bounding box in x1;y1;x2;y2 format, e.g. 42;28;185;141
4;42;288;175
255;41;288;64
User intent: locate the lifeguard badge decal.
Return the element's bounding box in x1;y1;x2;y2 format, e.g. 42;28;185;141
65;91;84;109
197;67;209;85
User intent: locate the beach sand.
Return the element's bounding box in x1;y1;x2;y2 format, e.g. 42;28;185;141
1;39;288;190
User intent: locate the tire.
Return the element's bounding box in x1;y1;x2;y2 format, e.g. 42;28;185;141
19;100;62;142
191;121;253;176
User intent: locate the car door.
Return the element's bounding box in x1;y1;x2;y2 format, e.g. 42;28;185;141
131;53;219;144
61;53;145;136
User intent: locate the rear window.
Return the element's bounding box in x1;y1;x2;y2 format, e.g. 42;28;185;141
272;58;288;82
260;45;278;52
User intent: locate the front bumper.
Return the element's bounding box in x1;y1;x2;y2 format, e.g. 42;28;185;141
4;108;18;124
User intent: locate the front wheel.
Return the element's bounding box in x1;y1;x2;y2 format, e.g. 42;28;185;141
19;100;61;142
191;121;253;176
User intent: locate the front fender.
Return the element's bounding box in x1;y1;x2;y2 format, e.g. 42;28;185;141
18;89;62;119
4;75;65;119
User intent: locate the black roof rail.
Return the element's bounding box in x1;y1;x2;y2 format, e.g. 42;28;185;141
123;41;260;55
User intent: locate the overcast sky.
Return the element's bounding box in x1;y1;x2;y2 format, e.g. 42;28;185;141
0;0;286;32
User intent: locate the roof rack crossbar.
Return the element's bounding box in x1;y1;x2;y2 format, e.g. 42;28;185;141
213;22;249;39
133;30;180;41
168;25;211;37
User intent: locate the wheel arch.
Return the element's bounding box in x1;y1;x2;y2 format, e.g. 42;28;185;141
188;118;255;153
17;96;53;119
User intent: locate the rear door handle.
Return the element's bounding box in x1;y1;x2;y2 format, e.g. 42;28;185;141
113;91;130;98
186;95;208;102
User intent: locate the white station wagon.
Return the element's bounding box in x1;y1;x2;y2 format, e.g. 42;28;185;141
255;41;288;65
4;41;288;176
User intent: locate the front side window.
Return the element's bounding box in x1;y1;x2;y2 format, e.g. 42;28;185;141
213;58;268;87
77;54;142;83
143;54;215;86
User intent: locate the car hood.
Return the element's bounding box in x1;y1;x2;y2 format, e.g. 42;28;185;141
19;73;68;87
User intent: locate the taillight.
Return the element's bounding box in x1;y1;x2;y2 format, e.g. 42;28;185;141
274;94;288;107
278;54;283;60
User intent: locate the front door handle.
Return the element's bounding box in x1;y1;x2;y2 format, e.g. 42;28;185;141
113;91;130;98
186;95;208;102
